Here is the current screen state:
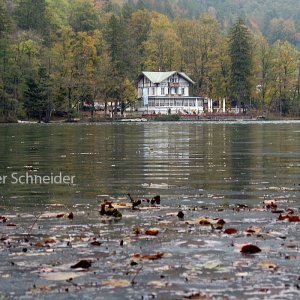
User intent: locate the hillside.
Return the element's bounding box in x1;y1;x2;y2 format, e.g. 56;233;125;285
105;0;300;43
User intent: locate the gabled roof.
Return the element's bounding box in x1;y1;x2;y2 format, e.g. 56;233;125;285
140;71;195;85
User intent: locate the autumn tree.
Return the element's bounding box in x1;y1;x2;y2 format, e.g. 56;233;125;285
127;10;151;77
269;40;298;115
144;13;181;72
253;34;274;112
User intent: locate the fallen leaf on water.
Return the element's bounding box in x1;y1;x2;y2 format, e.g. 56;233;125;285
34;239;57;247
177;211;184;218
28;285;50;293
133;227;142;235
70;260;92;269
183;292;226;300
101;279;130;287
34;242;46;247
56;214;65;218
224;228;238;235
44;239;57;244
90;241;102;246
145;229;159;236
0;216;7;223
244;226;263;236
67;212;74;220
154;265;172;272
288;216;300;222
132;252;164;261
197;218;212;225
147;280;170;288
6;223;16;227
111;202;131;209
278;214;289;221
257;261;278;269
240;244;261;254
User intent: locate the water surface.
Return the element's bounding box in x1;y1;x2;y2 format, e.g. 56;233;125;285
1;121;300;299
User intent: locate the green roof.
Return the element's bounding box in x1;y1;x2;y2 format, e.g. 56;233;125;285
142;71;195;84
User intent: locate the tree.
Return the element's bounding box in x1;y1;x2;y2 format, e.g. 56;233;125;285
0;0;13;120
267;18;298;46
14;0;50;38
269;40;298;115
24;67;51;122
253;34;274;112
127;10;152;77
144;13;181;71
50;26;81;120
229;18;253;112
69;0;100;33
121;78;137;113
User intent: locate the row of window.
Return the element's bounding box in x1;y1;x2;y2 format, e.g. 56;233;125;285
145;87;186;96
148;99;203;107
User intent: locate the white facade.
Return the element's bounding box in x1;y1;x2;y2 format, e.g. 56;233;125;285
137;71;204;114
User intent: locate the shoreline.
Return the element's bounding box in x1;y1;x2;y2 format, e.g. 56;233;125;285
1;113;300;124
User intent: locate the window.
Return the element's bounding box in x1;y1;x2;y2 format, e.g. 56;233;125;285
161;87;165;95
190;100;195;107
152;87;155;95
181;88;185;95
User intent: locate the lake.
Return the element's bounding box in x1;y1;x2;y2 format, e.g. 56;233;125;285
1;121;300;206
1;121;300;299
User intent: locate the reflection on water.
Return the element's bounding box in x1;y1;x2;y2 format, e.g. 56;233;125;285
0;122;300;208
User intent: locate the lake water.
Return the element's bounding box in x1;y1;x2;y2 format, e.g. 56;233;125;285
1;121;300;207
1;121;300;299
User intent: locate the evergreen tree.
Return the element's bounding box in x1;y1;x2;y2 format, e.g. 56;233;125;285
24;67;51;122
14;0;49;36
69;0;100;33
229;18;253;112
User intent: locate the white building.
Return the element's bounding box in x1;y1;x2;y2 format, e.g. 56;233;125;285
137;71;204;114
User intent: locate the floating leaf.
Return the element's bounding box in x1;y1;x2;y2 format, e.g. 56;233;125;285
0;216;7;223
90;241;102;246
145;229;159;236
197;218;211;225
240;244;261;254
257;261;277;269
183;292;222;300
245;226;263;235
133;227;142;235
224;228;238;235
70;260;92;269
44;239;57;244
6;223;16;227
101;279;130;287
132;252;164;261
288;216;300;222
28;285;50;293
34;239;57;247
177;211;184;218
67;212;74;220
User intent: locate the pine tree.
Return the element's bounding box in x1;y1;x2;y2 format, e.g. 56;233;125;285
229;18;253;112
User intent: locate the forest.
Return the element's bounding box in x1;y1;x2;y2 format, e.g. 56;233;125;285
0;0;300;122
